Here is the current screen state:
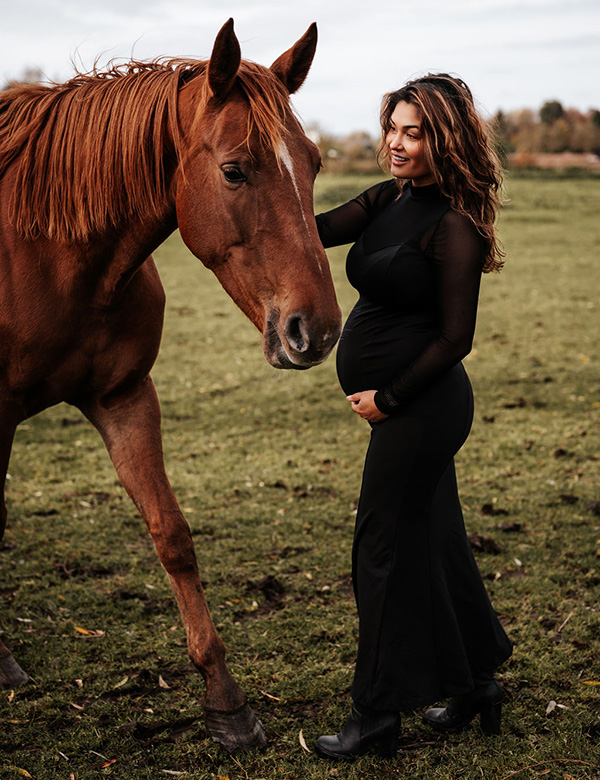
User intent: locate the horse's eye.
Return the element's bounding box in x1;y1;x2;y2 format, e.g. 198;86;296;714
222;165;248;184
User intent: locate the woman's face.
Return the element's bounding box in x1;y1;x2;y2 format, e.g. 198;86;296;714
386;100;435;186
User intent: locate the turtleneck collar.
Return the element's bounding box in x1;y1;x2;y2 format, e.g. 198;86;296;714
407;181;441;201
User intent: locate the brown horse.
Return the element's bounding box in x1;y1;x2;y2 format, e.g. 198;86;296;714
0;20;340;751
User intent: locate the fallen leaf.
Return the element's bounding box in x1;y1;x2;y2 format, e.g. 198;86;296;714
158;675;170;689
74;626;105;638
101;760;117;768
70;702;84;711
581;680;600;685
557;611;574;632
5;769;32;778
299;729;311;753
259;689;282;702
113;677;129;689
546;700;556;714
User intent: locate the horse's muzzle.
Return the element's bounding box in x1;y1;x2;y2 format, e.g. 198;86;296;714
263;310;340;370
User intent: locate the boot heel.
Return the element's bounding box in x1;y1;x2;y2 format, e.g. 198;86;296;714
480;701;502;735
375;729;399;758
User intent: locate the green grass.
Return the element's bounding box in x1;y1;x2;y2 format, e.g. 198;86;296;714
1;173;599;779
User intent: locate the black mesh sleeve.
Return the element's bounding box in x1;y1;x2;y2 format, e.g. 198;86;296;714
315;180;398;248
374;210;484;414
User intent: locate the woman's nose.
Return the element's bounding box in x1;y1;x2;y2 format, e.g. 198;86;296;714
389;132;402;150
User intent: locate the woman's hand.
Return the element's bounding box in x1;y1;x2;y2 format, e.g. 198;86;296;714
346;390;389;423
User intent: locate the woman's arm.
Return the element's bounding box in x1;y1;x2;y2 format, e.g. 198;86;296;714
316;179;397;248
374;210;485;414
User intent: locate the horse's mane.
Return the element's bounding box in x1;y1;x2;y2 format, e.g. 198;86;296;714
0;58;291;242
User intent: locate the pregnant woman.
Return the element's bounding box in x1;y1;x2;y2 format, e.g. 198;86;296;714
313;73;513;761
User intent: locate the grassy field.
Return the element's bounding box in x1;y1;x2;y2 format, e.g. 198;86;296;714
1;172;599;779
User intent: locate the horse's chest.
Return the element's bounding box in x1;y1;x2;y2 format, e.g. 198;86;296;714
0;244;165;417
0;311;103;411
2;294;162;418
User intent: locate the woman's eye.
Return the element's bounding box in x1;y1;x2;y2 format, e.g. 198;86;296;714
222;165;248;183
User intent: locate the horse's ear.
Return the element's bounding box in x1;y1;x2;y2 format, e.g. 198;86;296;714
270;23;318;95
208;18;241;100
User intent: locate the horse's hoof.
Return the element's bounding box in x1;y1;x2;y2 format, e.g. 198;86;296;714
203;701;267;752
0;653;29;688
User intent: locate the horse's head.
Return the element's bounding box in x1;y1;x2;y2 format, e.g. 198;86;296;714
175;20;341;369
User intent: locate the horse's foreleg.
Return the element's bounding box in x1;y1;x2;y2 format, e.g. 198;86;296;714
0;417;15;542
0;417;29;688
79;377;266;751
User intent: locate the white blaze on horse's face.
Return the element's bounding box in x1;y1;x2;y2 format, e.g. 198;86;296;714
277;141;303;221
277;140;320;262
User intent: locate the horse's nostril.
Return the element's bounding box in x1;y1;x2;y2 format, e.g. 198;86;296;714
285;315;310;354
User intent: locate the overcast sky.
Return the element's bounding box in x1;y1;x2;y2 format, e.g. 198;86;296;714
1;0;598;135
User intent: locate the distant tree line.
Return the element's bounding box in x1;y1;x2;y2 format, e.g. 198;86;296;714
493;101;600;161
308;100;600;173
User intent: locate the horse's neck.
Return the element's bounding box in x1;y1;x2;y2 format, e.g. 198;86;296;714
92;213;178;303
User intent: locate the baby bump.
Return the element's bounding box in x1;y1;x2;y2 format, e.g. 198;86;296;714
336;304;435;396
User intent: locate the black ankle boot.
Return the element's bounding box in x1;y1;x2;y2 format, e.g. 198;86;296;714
314;704;401;761
422;678;503;735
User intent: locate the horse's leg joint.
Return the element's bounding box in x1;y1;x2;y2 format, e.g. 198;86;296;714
150;523;197;577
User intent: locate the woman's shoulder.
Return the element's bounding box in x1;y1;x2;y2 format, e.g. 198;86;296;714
431;207;485;263
438;207;481;240
358;178;399;212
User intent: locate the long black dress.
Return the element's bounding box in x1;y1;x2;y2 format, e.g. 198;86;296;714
316;180;512;712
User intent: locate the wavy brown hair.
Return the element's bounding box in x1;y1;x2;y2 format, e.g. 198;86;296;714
377;73;504;272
